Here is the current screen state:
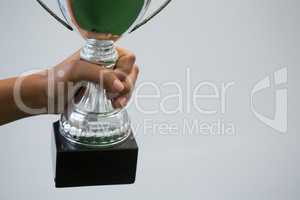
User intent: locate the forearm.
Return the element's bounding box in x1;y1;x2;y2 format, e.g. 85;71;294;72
0;73;47;125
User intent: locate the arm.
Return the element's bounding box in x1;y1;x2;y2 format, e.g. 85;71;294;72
0;48;139;126
0;74;46;125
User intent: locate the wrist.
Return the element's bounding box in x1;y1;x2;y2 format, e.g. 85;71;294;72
21;71;48;115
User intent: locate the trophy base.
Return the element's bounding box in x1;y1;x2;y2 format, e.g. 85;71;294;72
52;121;138;188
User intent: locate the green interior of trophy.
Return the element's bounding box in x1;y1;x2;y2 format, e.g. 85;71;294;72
71;0;145;36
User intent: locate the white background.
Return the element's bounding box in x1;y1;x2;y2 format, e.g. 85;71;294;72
0;0;298;199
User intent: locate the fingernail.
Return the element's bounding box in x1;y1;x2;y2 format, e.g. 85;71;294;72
119;97;127;107
113;80;124;92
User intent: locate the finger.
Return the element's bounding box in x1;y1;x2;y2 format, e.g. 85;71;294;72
112;65;139;108
115;48;136;74
116;47;133;58
126;64;139;90
118;64;140;96
72;60;125;93
102;70;125;93
112;96;128;109
114;69;127;82
112;64;139;107
128;64;139;86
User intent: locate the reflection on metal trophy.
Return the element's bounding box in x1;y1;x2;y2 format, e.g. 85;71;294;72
37;0;171;187
37;0;172;147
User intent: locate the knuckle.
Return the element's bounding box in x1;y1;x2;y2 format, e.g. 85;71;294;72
125;75;133;86
122;85;131;95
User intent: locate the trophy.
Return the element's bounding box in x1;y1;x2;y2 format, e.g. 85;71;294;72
36;0;171;187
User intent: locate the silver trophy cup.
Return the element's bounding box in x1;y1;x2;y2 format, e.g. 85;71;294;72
37;0;172;147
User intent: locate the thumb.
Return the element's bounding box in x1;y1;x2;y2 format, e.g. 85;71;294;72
72;60;125;93
101;70;125;93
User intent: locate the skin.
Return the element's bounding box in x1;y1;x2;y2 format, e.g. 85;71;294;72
0;47;139;126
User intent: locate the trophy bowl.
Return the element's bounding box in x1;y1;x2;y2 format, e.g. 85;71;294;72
37;0;172;147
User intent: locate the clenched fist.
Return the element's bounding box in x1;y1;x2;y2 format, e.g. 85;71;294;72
0;47;139;125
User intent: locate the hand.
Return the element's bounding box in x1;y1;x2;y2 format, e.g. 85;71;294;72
44;47;139;113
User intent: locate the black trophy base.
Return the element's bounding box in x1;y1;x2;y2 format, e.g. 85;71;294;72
52;121;138;188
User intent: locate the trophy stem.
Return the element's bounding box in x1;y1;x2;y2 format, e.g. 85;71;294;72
81;39;118;68
59;39;131;147
78;39;118;114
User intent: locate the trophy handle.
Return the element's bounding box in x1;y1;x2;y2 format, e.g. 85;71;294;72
130;0;172;33
36;0;73;31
